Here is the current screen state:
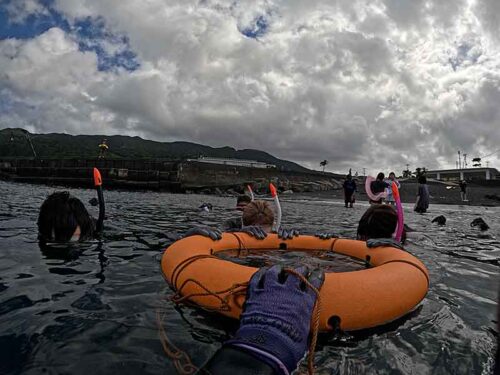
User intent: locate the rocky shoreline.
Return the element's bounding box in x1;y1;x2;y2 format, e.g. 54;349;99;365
288;180;500;207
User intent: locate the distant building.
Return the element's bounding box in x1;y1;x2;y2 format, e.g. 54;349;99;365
426;167;500;181
188;156;276;169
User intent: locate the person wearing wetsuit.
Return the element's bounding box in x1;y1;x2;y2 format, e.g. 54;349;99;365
370;172;390;204
38;169;105;244
223;195;252;230
200;265;324;375
38;192;97;243
343;174;357;208
414;175;430;213
459;180;467;201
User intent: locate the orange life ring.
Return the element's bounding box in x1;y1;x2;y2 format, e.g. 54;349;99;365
161;233;429;331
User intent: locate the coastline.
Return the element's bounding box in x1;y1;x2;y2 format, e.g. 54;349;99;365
288;181;500;207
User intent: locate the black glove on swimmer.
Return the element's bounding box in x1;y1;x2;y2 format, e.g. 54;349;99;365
276;227;300;240
226;265;324;375
314;231;337;240
184;227;222;241
228;225;268;240
366;238;404;250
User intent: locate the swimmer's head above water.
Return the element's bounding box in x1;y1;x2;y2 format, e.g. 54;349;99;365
357;204;406;243
242;200;275;232
236;195;252;211
37;191;96;243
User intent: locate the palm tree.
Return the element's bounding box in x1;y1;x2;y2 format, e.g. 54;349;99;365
320;160;328;172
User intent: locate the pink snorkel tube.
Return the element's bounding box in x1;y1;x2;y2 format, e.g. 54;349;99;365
391;182;404;243
365;176;388;201
247;184;255;201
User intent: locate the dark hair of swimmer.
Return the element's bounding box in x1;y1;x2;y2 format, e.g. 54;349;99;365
376;172;385;180
242;200;274;228
418;175;427;184
357;204;405;242
37;191;95;243
236;195;252;210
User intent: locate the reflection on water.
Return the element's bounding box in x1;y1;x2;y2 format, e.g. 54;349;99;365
0;180;498;374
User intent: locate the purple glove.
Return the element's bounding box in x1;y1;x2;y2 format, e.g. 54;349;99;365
226;265;324;375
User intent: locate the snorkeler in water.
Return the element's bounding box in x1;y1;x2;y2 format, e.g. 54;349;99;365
186;199;298;241
37;168;105;243
316;204;406;248
223;195;252;230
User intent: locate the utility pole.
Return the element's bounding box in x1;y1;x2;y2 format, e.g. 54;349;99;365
23;130;38;160
362;168;366;176
458;150;461;169
463;153;467;169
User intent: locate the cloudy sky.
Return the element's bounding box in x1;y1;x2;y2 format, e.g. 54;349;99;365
0;0;499;174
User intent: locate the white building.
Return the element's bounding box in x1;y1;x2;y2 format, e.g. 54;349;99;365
426;167;500;181
188;156;276;169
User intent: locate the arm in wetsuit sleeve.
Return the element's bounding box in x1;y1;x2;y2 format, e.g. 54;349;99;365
199;346;276;375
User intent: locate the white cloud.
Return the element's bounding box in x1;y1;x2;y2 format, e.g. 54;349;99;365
1;0;499;173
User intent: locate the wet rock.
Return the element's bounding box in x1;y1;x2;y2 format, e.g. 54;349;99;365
485;194;500;202
431;215;446;225
470;217;489;231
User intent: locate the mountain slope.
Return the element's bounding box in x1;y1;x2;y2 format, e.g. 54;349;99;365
0;128;310;172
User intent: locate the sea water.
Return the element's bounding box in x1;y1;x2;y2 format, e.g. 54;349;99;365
0;180;498;374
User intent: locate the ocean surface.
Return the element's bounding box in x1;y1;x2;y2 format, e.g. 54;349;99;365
0;180;498;374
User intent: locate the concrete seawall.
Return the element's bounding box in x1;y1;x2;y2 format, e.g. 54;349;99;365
0;159;342;193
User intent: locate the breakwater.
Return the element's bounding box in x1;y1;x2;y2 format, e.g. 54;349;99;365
0;159;342;193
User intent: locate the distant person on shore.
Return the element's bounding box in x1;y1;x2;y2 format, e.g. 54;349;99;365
370;172;390;204
38;192;96;243
459;180;468;202
98;138;108;159
414;175;430;213
384;172;400;206
343;174;357;208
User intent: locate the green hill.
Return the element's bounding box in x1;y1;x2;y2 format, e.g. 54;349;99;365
0;128;310;172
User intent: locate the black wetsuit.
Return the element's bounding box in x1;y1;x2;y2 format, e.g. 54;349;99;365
223;217;242;231
343;179;357;206
370;180;390;203
200;346;276;375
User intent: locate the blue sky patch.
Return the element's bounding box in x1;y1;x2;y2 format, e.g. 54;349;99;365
240;15;269;39
0;0;140;72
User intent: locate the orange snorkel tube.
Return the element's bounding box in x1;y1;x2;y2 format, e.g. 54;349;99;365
93;168;105;234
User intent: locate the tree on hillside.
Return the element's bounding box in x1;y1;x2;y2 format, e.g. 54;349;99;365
320;160;328;172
